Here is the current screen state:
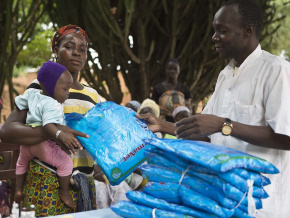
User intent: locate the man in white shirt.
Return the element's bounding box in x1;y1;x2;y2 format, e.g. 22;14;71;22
137;0;290;217
173;0;290;217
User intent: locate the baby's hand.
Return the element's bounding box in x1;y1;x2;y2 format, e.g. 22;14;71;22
56;125;89;138
58;132;83;155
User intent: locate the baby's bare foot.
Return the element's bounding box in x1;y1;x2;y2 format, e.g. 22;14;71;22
59;189;76;208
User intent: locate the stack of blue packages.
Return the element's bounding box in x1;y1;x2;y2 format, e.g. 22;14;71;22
111;138;279;218
65;101;156;185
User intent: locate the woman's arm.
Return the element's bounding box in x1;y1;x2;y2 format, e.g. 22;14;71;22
0;108;50;145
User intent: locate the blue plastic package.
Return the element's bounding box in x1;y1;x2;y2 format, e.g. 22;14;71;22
233;208;254;218
145;147;270;188
178;185;235;217
141;182;181;204
140;164;236;209
232;168;271;187
64;112;84;128
145;151;268;203
126;191;215;218
185;170;268;200
65;101;156;185
141;180;263;211
146;149;269;196
144;138;279;174
238;204;249;213
111;201;196;218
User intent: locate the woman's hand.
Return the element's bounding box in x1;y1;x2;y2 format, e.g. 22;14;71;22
175;114;223;140
135;113;162;133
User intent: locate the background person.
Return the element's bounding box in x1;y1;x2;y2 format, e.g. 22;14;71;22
0;25;101;217
151;58;192;122
172;106;191;123
0;97;11;217
125;100;141;112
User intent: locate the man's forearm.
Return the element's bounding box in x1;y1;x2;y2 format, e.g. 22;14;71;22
231;121;290;150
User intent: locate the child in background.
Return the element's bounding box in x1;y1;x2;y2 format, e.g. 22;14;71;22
14;61;87;208
125;100;141;112
172;106;191;122
138;99;162;138
164;106;191;139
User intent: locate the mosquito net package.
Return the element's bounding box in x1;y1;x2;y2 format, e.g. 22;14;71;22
65;101;156;185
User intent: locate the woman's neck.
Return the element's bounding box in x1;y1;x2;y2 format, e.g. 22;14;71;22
71;72;83;90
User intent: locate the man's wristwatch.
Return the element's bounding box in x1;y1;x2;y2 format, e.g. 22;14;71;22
221;118;233;136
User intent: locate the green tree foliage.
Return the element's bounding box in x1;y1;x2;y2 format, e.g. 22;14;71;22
263;0;290;59
0;0;50;110
47;0;283;112
1;0;285;113
17;23;54;68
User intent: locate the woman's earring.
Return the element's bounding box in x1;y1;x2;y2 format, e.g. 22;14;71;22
54;55;58;62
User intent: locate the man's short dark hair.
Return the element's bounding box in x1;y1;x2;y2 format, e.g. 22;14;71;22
223;0;263;38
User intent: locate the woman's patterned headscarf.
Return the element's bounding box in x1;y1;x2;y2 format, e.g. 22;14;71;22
51;25;89;52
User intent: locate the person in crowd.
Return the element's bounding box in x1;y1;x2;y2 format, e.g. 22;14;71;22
172;106;191;123
125;100;141;112
138;99;162;139
151;58;192;122
93;165;131;209
0;25;102;216
138;99;160;118
137;1;290;217
163;105;191;139
14;61;88;208
0;97;11;217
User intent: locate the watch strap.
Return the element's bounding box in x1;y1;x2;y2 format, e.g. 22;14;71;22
225;118;231;124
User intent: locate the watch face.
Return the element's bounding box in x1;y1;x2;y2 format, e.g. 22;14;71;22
222;125;232;135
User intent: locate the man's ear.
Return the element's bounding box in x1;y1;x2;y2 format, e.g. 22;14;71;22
244;24;255;37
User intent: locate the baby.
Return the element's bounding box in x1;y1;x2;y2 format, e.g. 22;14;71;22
14;61;87;208
172;106;191;122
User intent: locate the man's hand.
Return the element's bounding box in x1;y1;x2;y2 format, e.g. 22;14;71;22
175;114;224;140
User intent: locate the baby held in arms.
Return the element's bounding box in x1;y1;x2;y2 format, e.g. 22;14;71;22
14;61;88;208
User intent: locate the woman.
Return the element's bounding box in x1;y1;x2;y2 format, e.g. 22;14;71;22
151;58;192;123
0;97;12;217
0;25;101;216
